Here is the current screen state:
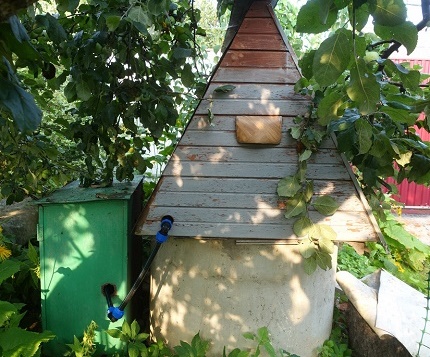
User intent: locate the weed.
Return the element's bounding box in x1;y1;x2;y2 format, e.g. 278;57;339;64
65;321;98;357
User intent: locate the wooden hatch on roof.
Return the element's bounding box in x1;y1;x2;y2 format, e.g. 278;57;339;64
135;0;383;243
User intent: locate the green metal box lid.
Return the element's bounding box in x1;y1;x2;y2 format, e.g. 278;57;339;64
38;177;143;204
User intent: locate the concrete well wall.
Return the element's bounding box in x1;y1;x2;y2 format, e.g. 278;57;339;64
150;239;337;357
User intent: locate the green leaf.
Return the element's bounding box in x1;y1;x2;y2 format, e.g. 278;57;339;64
0;327;55;357
317;91;345;125
408;154;430;184
148;0;169;15
27;242;38;265
303;180;314;202
299;50;316;80
0;79;42;132
398;70;421;91
127;6;151;33
8;16;29;42
277;176;301;197
128;343;140;357
130;320;140;339
57;0;79;13
121;320;131;338
319;236;335;254
299;149;312;162
0;24;39;62
136;332;149;342
173;47;193;59
296;0;338;33
313;29;352;87
312;195;339;215
0;301;18;327
289;126;302;140
64;82;76;102
380;106;416;126
310;224;337;241
369;0;407;26
374;21;417;55
242;332;255;340
293;217;314;237
315;251;333;270
299;239;317;258
354;117;373;154
214;85;236;93
36;14;67;43
75;80;92;101
285;196;307;218
181;64;194;88
105;328;122;338
191;332;210;355
303;256;318;274
346;58;380;115
105;16;121;32
349;3;370;32
0;260;21;285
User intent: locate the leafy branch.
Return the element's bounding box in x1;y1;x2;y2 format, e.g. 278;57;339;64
277;115;339;274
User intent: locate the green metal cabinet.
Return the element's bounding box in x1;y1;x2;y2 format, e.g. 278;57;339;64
38;178;143;356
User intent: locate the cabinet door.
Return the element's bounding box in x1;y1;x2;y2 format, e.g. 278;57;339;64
39;200;128;354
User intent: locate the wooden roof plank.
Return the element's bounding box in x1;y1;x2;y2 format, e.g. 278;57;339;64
186;116;311;131
136;221;377;242
195;99;309;116
220;50;291;68
212;68;300;83
230;33;287;51
177;130;337;149
237;18;279;34
163;161;352;180
205;84;299;100
173;146;343;164
146;192;365;212
156;177;359;195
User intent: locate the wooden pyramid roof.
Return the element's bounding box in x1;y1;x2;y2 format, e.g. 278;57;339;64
135;0;383;244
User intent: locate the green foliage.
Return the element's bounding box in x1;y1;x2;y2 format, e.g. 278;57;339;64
0;0;214;202
174;332;210;357
317;294;352;357
292;0;430;202
224;327;300;357
337;197;430;292
277;115;338;274
107;319;172;357
0;229;41;328
0;228;55;356
337;244;376;278
66;321;98;357
106;323;301;357
372;210;430;293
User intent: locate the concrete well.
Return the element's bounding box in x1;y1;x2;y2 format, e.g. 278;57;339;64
150;239;337;357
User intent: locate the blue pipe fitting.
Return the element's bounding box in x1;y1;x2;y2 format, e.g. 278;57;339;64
156;215;174;243
107;306;124;322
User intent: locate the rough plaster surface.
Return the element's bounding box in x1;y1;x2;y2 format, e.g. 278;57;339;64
150;239;337;357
